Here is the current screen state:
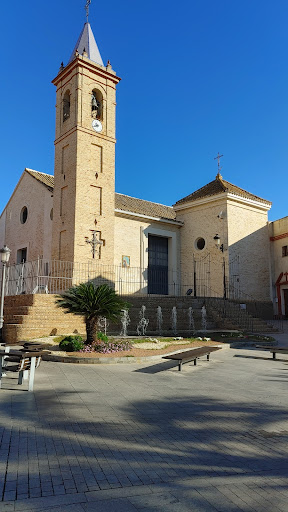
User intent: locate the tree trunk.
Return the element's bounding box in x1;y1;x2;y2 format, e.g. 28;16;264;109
85;317;98;344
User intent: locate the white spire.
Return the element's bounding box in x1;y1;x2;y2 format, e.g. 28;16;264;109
69;22;104;66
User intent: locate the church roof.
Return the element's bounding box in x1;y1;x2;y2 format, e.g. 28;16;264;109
115;193;178;221
174;173;272;206
25;169;54;192
24;170;177;222
68;22;104;66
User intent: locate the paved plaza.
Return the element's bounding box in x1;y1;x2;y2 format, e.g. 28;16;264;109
1;333;288;511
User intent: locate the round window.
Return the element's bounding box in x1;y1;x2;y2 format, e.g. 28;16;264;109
20;206;28;224
195;237;205;250
50;208;53;220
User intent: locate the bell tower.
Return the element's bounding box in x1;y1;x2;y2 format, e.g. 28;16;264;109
51;20;120;265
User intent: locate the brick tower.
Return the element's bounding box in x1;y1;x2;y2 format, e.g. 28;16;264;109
51;22;120;265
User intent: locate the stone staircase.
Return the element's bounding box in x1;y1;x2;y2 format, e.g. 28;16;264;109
2;293;277;344
3;295;85;344
205;298;277;333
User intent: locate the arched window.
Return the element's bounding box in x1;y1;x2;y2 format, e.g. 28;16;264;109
63;90;70;122
91;89;103;120
20;206;28;224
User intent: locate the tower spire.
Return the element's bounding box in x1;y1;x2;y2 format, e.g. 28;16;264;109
85;0;91;23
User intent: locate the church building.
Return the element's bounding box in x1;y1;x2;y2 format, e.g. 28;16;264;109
0;20;287;316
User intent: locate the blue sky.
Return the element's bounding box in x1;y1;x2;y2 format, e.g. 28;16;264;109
1;0;288;221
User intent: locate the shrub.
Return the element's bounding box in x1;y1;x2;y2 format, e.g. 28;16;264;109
97;331;109;342
80;340;132;354
59;335;84;352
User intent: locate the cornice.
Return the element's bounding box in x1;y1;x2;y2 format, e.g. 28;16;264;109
115;209;183;226
173;192;271;212
52;56;121;87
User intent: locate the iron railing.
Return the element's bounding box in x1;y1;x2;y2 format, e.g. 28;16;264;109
0;258;205;297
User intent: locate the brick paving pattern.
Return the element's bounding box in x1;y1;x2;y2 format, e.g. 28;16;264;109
1;341;288;510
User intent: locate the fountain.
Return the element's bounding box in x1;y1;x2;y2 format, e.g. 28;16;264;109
97;316;108;335
156;306;163;335
120;309;130;337
137;305;149;336
201;305;207;331
171;306;177;335
188;307;195;335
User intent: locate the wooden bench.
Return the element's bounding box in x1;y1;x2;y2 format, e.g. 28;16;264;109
270;347;288;360
163;346;221;371
0;349;44;391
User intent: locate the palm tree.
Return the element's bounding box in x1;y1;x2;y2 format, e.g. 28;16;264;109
56;283;129;344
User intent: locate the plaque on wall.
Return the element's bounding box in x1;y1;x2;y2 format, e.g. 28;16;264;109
122;255;130;268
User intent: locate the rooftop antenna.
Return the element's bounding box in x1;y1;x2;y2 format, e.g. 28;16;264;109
85;0;91;22
214;152;223;177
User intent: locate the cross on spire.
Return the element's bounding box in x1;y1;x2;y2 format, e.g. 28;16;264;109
85;0;91;22
214;152;223;176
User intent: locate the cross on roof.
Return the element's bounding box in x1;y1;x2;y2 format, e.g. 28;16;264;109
85;0;91;22
214;152;223;174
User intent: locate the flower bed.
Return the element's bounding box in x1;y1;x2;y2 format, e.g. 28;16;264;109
80;340;133;354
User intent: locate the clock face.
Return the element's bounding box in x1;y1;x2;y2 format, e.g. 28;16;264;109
92;119;102;133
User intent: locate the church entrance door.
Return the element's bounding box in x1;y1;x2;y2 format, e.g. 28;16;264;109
148;235;168;295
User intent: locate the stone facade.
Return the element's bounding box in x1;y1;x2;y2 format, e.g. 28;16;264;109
227;198;271;301
269;216;288;315
0;171;53;265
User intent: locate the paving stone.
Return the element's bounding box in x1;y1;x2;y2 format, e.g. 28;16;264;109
83;498;138;512
2;346;288;510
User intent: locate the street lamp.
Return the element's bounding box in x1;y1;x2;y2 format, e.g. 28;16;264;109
213;235;226;299
0;245;11;335
213;234;224;252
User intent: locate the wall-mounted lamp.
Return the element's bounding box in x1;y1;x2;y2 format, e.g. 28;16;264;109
213;234;224;252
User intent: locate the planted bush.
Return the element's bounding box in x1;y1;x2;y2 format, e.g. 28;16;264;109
97;331;109;342
59;335;84;352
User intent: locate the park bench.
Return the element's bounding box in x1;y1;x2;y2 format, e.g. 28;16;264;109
163;346;221;371
270;347;288;360
0;349;44;391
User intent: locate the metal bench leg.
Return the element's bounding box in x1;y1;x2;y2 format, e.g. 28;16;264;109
273;352;276;360
178;361;182;371
28;357;36;392
207;354;210;361
0;356;3;388
18;371;24;385
194;358;197;365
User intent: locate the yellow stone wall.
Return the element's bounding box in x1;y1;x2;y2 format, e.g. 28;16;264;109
114;214;181;295
227;199;271;301
175;195;271;300
175;198;228;297
51;55;120;265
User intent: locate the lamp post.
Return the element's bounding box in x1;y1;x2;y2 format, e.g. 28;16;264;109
213;235;226;299
0;245;11;336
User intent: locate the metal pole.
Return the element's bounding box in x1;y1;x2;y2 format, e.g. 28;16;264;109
0;262;7;333
193;256;197;297
223;257;227;300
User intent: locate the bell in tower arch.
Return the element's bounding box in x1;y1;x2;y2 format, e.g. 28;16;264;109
91;90;102;120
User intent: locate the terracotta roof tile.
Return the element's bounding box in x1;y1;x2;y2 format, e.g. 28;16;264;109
24;170;178;221
115;193;177;221
25;169;54;192
175;173;271;206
